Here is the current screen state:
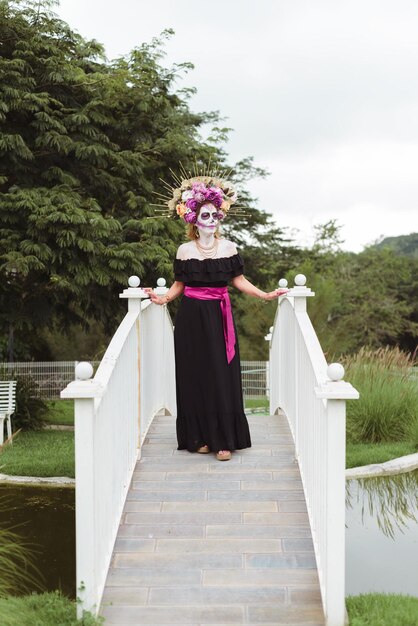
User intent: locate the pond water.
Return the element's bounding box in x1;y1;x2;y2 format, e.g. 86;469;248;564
0;484;75;598
345;468;418;597
0;469;417;600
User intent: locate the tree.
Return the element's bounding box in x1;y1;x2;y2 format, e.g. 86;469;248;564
329;247;418;354
374;232;418;258
0;1;280;359
278;219;418;356
312;218;345;255
299;248;417;356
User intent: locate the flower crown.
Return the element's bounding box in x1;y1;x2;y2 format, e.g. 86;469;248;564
150;164;248;222
170;176;237;223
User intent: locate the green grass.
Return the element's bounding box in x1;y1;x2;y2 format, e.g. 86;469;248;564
0;431;75;478
346;441;417;469
244;397;269;413
0;591;103;626
346;592;418;626
44;400;74;426
343;347;418;445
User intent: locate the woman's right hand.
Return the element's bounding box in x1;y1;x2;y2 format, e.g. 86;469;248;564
143;288;165;305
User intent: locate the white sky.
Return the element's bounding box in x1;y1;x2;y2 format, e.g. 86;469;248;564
56;0;418;251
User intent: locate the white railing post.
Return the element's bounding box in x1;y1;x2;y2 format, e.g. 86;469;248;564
269;279;288;415
265;358;270;401
316;364;358;626
74;396;96;610
61;362;103;614
154;277;168;298
119;276;150;449
286;274;315;452
154;278;169;413
119;275;149;314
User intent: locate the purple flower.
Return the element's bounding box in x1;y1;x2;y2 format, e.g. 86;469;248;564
207;194;223;207
184;210;197;223
206;187;224;206
194;192;205;203
185;198;198;209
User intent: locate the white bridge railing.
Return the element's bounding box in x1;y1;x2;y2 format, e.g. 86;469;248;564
269;274;359;626
61;276;175;617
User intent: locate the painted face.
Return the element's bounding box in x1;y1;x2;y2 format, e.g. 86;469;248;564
196;205;222;231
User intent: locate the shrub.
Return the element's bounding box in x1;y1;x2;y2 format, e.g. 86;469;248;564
342;346;418;444
0;370;48;432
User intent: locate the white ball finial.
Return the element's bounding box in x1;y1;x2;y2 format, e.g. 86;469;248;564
157;278;166;287
327;363;345;381
75;361;94;380
294;274;306;286
128;275;140;288
278;278;288;288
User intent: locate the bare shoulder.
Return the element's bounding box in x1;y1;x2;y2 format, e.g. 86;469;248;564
219;238;238;256
176;241;194;260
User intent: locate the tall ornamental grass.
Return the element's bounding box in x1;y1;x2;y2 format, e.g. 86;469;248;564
342;346;418;445
0;500;43;598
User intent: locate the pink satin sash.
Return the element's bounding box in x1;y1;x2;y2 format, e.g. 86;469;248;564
184;286;236;364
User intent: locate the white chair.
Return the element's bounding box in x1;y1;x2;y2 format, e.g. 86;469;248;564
0;380;17;445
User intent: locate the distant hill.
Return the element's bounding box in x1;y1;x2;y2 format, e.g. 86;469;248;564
374;233;418;257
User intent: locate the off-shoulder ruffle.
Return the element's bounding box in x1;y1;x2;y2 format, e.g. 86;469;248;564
174;253;244;282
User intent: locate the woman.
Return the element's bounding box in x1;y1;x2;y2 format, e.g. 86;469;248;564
145;175;287;461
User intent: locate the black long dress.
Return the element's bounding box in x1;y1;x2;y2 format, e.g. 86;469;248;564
173;252;252;453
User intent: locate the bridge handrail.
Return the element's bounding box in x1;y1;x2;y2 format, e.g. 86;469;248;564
61;278;175;616
269;275;359;626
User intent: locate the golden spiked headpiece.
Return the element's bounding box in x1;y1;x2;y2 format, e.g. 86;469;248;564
150;162;249;222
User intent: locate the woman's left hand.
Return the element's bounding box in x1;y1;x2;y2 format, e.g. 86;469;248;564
264;288;289;301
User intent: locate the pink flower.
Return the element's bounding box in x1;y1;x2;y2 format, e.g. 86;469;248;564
192;182;206;194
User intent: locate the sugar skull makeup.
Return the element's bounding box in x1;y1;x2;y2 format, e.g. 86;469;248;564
196;206;224;229
199;210;223;221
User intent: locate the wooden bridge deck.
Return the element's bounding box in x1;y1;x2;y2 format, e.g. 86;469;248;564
100;412;325;625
